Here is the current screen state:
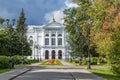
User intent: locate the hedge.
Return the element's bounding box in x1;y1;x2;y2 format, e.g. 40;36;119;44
0;56;9;69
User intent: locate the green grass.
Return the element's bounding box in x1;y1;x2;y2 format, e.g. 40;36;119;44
0;69;12;73
41;60;63;65
89;68;120;80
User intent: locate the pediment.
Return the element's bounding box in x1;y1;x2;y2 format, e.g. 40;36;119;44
43;22;64;29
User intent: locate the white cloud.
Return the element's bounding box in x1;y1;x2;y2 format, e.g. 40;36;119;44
44;0;78;24
44;10;65;24
65;0;78;8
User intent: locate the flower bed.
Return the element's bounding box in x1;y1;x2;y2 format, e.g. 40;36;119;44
42;60;62;65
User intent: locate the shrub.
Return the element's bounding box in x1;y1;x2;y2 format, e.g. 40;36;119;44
91;57;98;65
81;58;87;65
0;56;9;69
109;29;120;75
72;60;79;63
90;57;107;65
13;55;22;65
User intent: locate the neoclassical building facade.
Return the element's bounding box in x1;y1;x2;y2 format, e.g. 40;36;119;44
26;19;69;60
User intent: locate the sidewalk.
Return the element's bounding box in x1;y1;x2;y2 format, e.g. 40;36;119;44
0;63;41;80
0;68;30;80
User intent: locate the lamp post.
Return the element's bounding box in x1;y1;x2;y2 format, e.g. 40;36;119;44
34;43;41;62
86;18;94;69
34;42;37;60
87;24;91;69
6;19;15;68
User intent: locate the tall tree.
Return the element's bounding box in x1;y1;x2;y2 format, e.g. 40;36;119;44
64;0;95;58
16;8;26;37
15;8;32;56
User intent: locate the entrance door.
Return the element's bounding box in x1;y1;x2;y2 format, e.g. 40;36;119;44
52;50;55;59
45;50;49;59
58;50;62;59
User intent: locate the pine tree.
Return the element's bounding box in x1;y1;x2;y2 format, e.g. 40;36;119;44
15;8;32;56
16;8;26;37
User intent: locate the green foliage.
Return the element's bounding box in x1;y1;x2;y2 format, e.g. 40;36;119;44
109;29;120;75
0;56;9;69
69;0;120;75
0;17;5;29
13;55;38;65
0;30;10;56
16;8;27;36
13;55;22;65
0;69;11;73
89;68;120;80
64;7;87;57
0;10;32;56
15;8;32;56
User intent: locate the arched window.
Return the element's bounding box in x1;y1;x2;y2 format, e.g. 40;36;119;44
51;34;55;37
58;50;62;59
29;36;33;38
29;36;33;46
30;40;33;46
58;34;62;37
45;50;49;59
52;50;55;59
45;34;49;37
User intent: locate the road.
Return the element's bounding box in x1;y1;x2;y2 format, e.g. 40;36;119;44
13;69;79;80
13;61;105;80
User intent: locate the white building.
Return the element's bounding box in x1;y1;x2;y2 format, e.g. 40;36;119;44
26;18;69;60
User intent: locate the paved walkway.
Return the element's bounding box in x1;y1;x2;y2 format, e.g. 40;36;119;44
60;60;75;66
0;60;106;80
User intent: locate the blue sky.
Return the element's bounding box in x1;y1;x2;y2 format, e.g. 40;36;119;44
0;0;77;25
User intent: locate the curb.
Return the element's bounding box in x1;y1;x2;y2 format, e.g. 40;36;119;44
9;68;32;80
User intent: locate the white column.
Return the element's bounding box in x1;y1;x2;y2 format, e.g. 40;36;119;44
62;31;65;47
43;30;45;46
56;31;58;46
49;31;51;46
33;28;36;59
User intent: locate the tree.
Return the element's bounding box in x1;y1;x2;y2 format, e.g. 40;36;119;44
0;18;5;29
16;8;26;36
15;8;31;56
64;8;85;58
64;0;95;58
110;29;120;75
87;0;120;74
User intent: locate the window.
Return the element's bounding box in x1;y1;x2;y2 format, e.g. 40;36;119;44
58;50;62;59
51;34;55;37
58;38;62;45
45;34;49;37
45;38;49;45
45;50;49;59
51;38;56;45
29;36;33;38
30;40;33;46
58;34;62;37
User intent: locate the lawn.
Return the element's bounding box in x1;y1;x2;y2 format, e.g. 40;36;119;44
0;69;11;74
89;68;120;80
41;60;63;65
